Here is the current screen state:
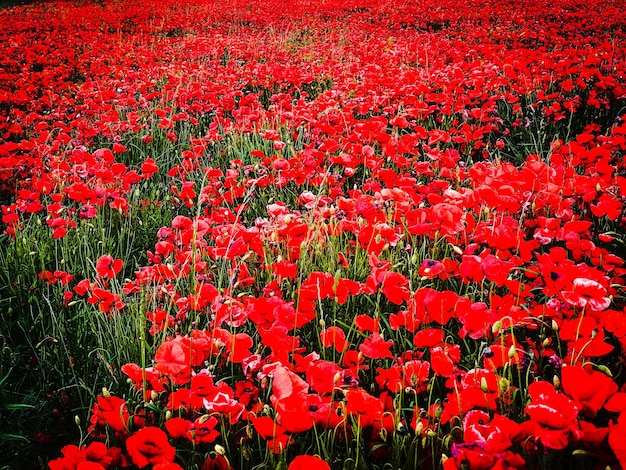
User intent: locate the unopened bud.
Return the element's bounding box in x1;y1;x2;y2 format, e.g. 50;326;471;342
480;376;489;393
508;345;516;359
595;364;613;377
553;375;561;390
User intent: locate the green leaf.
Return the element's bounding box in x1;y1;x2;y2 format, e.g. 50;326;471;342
5;403;36;410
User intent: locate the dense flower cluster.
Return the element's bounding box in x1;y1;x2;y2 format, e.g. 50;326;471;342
1;0;625;468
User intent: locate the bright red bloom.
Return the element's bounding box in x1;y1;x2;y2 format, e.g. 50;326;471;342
164;417;192;440
288;455;331;470
430;346;457;377
359;332;394;360
609;412;626;469
560;277;611;311
345;388;384;428
154;335;208;385
418;259;445;278
202;453;233;470
95;255;123;279
320;326;349;352
126;427;176;468
561;365;618;418
89;395;130;433
306;361;341;394
525;381;582;450
49;442;120;470
271;365;313;433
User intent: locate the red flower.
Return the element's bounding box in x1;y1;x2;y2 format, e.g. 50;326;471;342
202;452;233;470
430;346;457;377
164;417;192;440
271;366;313;433
561;365;617;418
95;255;123;279
560;278;611;311
359;332;394;360
141;158;159;178
525;381;582;450
89;395;130;433
126;427;176;468
320;326;349;352
609;412;626;469
288;455;331;470
418;259;445;278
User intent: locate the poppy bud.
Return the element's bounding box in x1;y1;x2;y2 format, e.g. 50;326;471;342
499;377;510;391
451;245;463;255
595;364;613;377
415;421;424;436
75;415;81;426
214;444;226;456
480;376;489;393
551;319;559;331
319;319;326;328
553;375;561;389
102;387;110;397
508;345;516;358
491;320;502;334
166;410;172;421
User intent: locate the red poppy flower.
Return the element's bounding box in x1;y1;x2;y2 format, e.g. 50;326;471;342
320;326;349;352
359;332;394;360
154;337;196;385
271;366;313;433
609;412;626;469
165;417;192;440
154;463;184;470
430;346;457;377
89;395;130;433
95;255;123;279
560;277;611;311
525;381;582;450
141;158;159;178
202;452;233;470
306;360;341;394
354;314;380;333
288;455;331;470
126;427;176;468
418;259;445;278
561;365;618;418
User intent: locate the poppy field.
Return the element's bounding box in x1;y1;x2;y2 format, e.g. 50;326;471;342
1;0;626;468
